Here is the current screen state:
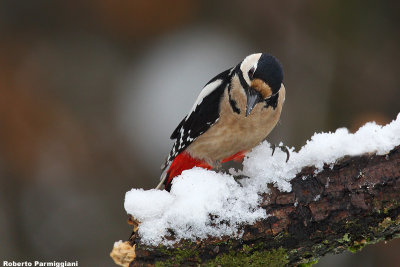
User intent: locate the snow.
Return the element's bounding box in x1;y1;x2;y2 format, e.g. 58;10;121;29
113;240;123;248
242;113;400;192
125;169;265;245
124;113;400;245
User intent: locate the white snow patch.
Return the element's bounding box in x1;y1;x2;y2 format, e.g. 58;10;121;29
113;240;123;247
242;113;400;192
124;113;400;245
125;168;265;245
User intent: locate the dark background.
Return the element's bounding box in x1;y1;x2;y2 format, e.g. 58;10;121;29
0;1;399;266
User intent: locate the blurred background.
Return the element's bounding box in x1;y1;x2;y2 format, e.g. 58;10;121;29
0;0;399;266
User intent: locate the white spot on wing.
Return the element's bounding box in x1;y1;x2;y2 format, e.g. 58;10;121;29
188;79;222;115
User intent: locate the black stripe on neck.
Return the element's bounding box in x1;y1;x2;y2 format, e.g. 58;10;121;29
264;92;279;110
228;83;241;114
237;66;249;90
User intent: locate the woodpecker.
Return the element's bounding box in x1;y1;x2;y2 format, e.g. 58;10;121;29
157;53;285;191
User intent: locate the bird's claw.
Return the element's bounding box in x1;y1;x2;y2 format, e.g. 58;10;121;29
271;144;290;162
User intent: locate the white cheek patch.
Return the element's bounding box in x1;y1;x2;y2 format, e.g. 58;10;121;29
240;53;262;84
251;62;258;77
245;62;259;84
188;79;222;116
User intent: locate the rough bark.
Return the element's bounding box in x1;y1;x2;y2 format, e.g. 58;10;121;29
111;146;400;266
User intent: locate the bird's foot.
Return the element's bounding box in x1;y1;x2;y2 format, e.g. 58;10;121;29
271;144;290;162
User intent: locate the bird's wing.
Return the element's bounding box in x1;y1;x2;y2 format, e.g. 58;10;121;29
161;68;233;171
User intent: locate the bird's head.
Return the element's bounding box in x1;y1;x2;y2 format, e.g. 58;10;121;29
238;53;284;116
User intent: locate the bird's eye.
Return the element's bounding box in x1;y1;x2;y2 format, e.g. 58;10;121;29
248;67;255;79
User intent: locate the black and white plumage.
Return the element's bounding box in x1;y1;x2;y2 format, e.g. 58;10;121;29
158;53;285;190
161;68;233;170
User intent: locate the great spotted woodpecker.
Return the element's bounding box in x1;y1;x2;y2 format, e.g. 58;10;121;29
158;53;285;191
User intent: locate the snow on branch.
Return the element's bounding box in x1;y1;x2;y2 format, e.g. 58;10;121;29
111;114;400;266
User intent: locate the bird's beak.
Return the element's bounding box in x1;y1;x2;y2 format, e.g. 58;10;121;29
245;88;263;117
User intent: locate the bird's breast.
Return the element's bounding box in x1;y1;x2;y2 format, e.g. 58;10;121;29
187;84;285;165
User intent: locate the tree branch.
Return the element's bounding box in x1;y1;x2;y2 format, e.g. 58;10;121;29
111;146;400;266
